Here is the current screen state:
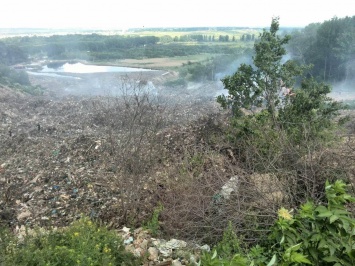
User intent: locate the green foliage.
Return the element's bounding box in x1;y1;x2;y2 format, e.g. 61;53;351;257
200;180;355;265
217;17;306;120
199;249;249;266
217;17;344;166
0;64;30;86
278;78;345;144
143;203;163;237
0;64;44;95
225;110;282;167
17;84;45;96
0;41;28;65
3;33;246;61
268;180;355;265
2;216;140;266
0;225;15;265
199;222;248;265
181;54;245;82
288;16;355;82
163;78;187;87
214;222;245;260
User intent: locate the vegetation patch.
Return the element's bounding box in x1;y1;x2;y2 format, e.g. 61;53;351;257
0;216;140;266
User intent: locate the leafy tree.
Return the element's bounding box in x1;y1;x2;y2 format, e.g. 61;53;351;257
217;17;343;140
288;16;355;82
217;17;304;123
287;23;321;65
159;35;174;43
0;42;27;65
46;43;65;58
217;17;345;205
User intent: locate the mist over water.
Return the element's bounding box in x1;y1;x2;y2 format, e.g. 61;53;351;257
26;58;354;103
27;71;82;79
41;62;157;74
25;61;163;97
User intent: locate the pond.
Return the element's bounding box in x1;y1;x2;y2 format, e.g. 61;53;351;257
40;62;156;74
27;61;161;97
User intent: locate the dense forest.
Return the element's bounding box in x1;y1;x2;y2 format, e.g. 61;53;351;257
287;16;355;82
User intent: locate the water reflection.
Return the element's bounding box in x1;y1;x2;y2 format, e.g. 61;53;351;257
41;62;156;74
27;71;82;79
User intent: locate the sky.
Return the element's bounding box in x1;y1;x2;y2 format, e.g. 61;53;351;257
1;0;354;29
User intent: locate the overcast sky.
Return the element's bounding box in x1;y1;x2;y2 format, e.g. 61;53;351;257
1;0;354;29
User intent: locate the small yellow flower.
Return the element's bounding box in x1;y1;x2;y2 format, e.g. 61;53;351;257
278;207;293;220
103;246;111;253
73;232;80;237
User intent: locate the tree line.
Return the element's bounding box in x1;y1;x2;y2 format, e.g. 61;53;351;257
3;34;245;60
287;16;355;82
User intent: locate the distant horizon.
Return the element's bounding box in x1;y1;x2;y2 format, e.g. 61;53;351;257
0;20;341;31
0;25;303;38
0;25;305;30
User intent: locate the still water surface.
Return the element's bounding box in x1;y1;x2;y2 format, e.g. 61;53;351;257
40;62;155;74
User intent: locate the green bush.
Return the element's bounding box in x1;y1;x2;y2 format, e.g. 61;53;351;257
3;216;140;266
0;64;30;86
0;64;45;95
163;78;187;87
268;180;355;265
143;203;163;237
0;225;15;265
199;222;249;266
200;180;355;265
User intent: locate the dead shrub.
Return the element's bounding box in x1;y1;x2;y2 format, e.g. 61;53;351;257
158;150;286;245
154;115;281;245
86;75;168;226
157;115;355;246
